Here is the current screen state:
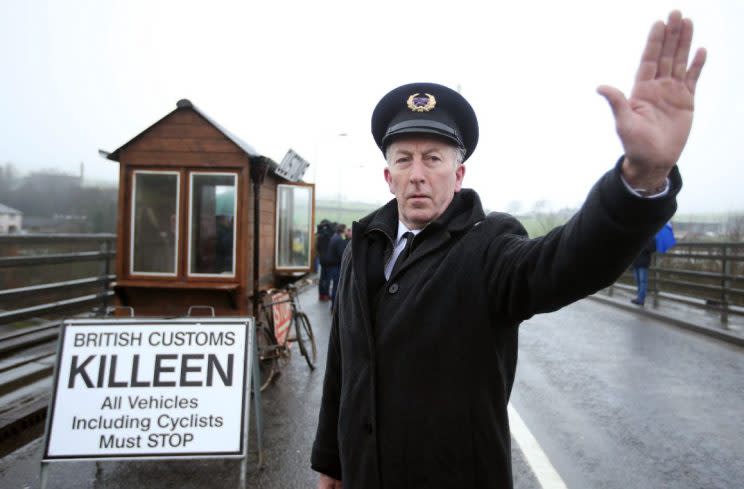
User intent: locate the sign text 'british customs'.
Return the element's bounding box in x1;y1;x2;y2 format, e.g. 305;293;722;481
44;319;252;460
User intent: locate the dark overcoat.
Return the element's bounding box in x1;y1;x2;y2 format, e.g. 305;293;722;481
312;161;681;489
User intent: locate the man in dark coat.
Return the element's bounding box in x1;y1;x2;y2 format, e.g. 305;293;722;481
317;219;335;301
326;223;349;308
312;11;706;489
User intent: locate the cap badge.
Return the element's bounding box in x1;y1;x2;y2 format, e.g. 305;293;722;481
407;93;436;112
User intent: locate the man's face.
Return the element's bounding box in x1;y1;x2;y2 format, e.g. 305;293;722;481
384;137;465;230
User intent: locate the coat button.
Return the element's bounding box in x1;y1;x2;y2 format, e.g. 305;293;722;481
388;283;399;294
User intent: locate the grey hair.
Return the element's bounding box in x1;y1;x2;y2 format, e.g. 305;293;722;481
384;144;466;167
453;146;466;165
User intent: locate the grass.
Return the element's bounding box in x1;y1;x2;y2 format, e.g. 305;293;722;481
316;200;384;227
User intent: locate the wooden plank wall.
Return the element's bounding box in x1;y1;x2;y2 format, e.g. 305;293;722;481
112;107;294;316
243;171;278;294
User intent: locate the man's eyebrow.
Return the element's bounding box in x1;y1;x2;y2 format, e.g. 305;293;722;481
392;147;445;156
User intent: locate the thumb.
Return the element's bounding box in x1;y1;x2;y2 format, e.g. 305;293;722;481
597;85;631;129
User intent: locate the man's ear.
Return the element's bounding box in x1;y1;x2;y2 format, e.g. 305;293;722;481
384;167;395;194
454;164;466;192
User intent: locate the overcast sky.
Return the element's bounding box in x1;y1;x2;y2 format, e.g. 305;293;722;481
1;0;741;215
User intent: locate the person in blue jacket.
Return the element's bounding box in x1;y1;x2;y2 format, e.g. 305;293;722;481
632;237;657;306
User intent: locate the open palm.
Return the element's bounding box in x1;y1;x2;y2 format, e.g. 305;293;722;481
598;11;706;187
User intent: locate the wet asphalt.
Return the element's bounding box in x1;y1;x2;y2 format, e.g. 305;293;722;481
512;299;744;489
0;287;741;488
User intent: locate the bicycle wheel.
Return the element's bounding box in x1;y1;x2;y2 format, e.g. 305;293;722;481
255;322;278;391
294;311;317;370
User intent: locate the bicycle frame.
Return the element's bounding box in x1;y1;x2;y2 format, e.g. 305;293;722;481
252;281;316;391
261;292;298;350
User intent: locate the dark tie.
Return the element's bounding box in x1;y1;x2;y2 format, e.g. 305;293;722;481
391;232;414;278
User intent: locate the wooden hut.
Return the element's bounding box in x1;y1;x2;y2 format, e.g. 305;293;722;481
103;99;314;316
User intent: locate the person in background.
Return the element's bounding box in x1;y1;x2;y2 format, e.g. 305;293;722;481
316;219;334;302
632;237;657;306
326;223;348;309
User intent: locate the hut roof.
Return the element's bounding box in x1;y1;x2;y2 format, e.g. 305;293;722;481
104;99;279;172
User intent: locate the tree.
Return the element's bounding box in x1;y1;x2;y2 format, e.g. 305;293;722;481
725;213;744;242
0;162;18;197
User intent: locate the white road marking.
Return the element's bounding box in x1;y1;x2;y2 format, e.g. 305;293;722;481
508;403;569;489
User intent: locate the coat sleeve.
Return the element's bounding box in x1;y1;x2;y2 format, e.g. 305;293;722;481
481;158;681;323
311;248;351;479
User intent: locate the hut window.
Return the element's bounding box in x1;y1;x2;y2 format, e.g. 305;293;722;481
275;184;313;269
188;172;237;277
130;171;179;276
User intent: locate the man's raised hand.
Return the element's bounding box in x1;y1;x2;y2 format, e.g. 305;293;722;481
597;10;707;191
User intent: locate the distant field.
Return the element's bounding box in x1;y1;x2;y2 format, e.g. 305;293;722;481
514;216;561;238
316;200;384;226
315;201;744;240
675;212;744;222
315;200;568;236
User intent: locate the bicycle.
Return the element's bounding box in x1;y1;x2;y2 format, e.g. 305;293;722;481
254;281;317;391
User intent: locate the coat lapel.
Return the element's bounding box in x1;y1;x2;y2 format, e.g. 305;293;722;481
350;190;485;327
351;199;397;340
389;230;451;280
389;190;484;280
351;220;373;339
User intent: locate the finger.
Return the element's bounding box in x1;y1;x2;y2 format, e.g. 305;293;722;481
636;21;665;83
672;18;693;80
658;11;683;78
685;48;707;95
597;85;632;132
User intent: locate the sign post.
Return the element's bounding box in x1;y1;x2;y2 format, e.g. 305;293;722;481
40;317;258;488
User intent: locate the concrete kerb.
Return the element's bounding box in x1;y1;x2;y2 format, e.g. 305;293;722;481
588;293;744;348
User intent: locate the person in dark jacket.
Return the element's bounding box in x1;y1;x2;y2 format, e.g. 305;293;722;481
326;223;349;309
312;11;706;489
631;237;657;306
316;220;334;301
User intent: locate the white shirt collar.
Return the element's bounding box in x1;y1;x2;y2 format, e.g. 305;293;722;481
396;221;422;245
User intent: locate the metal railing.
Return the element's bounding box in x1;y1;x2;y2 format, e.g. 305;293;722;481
609;241;744;327
0;235;741;328
0;234;116;325
0;234;116;452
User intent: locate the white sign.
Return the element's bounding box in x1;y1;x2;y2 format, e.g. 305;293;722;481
277;149;310;182
44;318;252;460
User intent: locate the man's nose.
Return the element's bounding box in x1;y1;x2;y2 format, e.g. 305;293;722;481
408;158;426;183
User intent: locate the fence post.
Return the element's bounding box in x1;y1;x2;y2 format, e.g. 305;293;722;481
100;238;111;317
721;244;730;327
651;252;659;308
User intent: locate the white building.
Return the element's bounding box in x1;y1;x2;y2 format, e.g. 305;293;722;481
0;203;23;233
